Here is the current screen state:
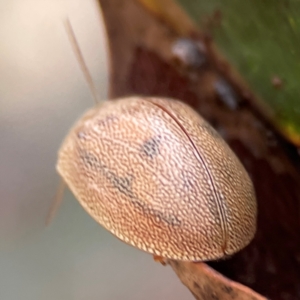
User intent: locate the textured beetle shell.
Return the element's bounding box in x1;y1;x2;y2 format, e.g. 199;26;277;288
57;96;257;261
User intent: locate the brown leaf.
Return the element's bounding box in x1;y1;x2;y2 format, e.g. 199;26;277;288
169;261;266;300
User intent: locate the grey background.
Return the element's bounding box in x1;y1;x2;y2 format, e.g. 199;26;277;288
0;0;193;299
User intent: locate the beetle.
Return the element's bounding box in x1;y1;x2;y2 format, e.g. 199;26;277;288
56;95;257;262
53;20;257;262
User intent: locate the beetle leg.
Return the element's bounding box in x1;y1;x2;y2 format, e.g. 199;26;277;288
153;255;167;266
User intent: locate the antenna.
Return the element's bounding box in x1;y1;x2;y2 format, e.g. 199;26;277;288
46;18;99;225
46;179;66;226
64;18;99;105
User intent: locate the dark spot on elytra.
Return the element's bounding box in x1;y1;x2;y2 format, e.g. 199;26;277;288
132;199;181;227
79;150;180;227
107;172;135;199
79;151;135;199
141;136;161;159
152;209;180;226
80;152;98;168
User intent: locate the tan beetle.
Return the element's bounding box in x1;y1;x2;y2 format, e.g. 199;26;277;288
54;20;257;263
57;96;257;262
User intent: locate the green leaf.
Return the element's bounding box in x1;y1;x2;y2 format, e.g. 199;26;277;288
178;0;300;145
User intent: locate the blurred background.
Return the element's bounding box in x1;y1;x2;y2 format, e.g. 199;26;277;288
0;0;193;299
